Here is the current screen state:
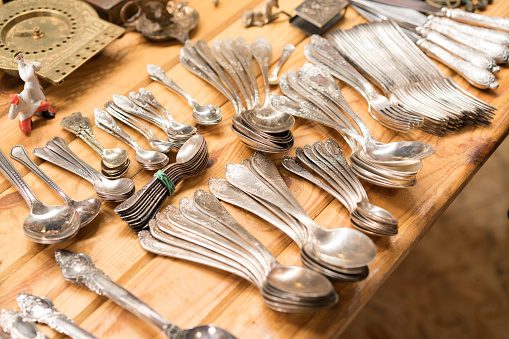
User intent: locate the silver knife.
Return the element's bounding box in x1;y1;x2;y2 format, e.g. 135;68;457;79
352;2;498;89
369;0;509;32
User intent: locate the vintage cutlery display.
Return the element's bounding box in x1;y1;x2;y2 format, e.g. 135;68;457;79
180;37;296;152
34;137;135;202
55;249;236;338
283;140;398;236
94;109;170;170
148;64;223;125
17;293;97;339
60;112;131;179
139;190;339;313
0;148;81;244
115;134;209;231
351;0;503;88
326;21;496;135
10;146;101;228
208;152;377;281
304;35;423;133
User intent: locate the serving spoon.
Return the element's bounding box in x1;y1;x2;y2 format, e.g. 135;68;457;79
0;149;81;244
55;249;236;339
10;146;101;228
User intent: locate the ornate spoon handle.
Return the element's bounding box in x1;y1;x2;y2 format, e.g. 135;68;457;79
55;250;175;335
1;309;48;339
17;293;97;339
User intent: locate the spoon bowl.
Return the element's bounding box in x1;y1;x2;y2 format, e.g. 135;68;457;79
68;198;102;227
193;104;222;124
265;265;334;298
102;148;130;168
23;203;81;244
177;325;236;339
311;227;377;268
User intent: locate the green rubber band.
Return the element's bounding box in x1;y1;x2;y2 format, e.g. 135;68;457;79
154;170;175;196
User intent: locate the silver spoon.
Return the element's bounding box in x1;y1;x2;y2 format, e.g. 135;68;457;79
10;146;101;228
240;38;295;134
268;44;295;85
1;309;47;339
0;149;81;244
94;109;169;169
147;65;222;125
225;161;376;268
55;250;236;339
17;293;96;339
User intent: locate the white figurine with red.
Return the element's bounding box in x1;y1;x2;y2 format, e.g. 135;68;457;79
8;52;56;134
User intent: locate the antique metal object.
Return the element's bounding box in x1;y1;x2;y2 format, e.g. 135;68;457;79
290;0;350;35
0;0;124;85
121;1;199;43
242;0;289;28
17;293;97;339
1;309;48;339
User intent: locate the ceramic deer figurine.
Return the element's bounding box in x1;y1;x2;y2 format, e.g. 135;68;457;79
8;52;56;134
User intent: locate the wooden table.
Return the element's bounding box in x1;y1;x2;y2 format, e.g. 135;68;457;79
0;1;508;338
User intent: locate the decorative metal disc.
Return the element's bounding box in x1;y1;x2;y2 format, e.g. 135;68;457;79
0;0;125;85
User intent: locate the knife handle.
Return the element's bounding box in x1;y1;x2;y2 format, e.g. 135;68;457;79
417;39;498;89
431;16;509;46
417;27;500;72
426;18;509;63
441;8;509;33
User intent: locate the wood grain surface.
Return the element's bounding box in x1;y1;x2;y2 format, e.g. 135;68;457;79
0;0;508;338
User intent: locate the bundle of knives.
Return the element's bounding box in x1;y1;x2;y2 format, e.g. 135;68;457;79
351;0;509;89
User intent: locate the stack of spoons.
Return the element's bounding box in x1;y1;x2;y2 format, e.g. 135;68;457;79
60;112;130;178
179;37;295;152
271;63;435;188
114;134;209;231
139;189;338;313
116;90;197;148
209;152;377;282
94;109;170;170
282;139;398;236
34;137;135;202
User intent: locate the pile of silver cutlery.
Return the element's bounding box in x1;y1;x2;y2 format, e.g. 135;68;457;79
272;63;434;188
34;137;135;202
180;37;295;152
210;152;377;282
139;190;339;313
0;148;82;244
10;145;101;229
114;134;209;231
60;112;131;178
283;139;398;236
304;35;423;133
94;108;170;170
326;21;496;135
352;0;509;86
148;64;223;125
55;250;236;339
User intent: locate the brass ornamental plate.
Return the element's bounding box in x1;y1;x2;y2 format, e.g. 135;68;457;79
0;0;125;85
